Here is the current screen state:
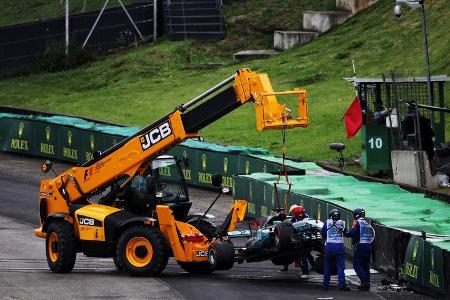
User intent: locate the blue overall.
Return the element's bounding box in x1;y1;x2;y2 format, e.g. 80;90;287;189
321;219;347;288
347;218;374;285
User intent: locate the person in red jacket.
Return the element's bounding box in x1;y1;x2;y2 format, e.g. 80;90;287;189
281;205;311;278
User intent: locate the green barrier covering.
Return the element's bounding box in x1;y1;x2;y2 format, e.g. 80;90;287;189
233;173;449;294
234;173;450;250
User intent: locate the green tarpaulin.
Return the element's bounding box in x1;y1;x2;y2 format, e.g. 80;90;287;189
236;172;450;250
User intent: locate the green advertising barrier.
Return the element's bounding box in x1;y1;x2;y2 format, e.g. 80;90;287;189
6;119;36;154
0;118;11;150
424;241;445;293
403;236;424;285
0;117;128;164
404;236;446;295
0;112;304;191
36;123;59;159
164;142;299;190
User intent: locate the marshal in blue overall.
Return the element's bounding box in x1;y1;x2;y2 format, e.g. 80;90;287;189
320;209;350;291
346;208;375;291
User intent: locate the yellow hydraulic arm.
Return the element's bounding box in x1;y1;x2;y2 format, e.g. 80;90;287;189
37;68;309;221
234;68;308;130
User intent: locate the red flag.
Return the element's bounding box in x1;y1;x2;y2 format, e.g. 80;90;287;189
343;96;362;139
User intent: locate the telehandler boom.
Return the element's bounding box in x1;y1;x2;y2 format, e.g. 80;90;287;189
35;68;309;276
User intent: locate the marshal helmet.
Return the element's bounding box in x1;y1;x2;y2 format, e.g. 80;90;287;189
328;209;340;221
353;208;365;219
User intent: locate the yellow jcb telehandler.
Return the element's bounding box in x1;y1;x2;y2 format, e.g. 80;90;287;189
35;68;309;276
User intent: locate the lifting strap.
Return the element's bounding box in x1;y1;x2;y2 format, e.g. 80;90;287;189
276;126;289;185
273;126;292;214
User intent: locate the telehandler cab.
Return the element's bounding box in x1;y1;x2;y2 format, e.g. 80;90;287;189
35;68;309;276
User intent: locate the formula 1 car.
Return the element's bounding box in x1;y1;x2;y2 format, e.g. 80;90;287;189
227;212;324;267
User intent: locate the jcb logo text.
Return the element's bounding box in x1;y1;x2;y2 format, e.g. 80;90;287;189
79;218;95;226
140;122;172;151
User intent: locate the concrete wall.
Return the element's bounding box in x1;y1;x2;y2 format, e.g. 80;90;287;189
303;11;352;34
336;0;378;15
273;31;319;51
391;150;438;189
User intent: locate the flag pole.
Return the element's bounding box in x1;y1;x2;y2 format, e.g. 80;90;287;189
352;59;358;96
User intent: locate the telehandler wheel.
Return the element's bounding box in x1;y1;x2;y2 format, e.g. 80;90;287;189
117;225;169;277
178;262;214;274
208;241;234;270
274;222;294;251
45;220;77;273
113;255;123;270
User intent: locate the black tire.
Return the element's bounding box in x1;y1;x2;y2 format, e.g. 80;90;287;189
208;241;235;270
270;255;296;266
185;217;216;240
113;255;123;270
45;220;77;273
117;225;169;276
178;261;214;274
274;222;294;251
313;254;337;275
313;254;325;274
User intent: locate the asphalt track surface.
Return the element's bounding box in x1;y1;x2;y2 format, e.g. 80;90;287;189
0;153;432;300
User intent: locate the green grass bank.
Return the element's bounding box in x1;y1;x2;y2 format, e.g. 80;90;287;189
0;0;448;162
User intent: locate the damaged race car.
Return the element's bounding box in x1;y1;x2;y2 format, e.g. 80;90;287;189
227;211;326;271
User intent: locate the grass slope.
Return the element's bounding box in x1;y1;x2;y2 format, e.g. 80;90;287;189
0;0;448;162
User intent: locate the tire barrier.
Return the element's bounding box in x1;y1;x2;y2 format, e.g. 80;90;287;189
233;173;449;296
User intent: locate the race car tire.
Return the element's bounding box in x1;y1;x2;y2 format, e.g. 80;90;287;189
274;222;294;251
313;254;337;275
270;255;296;266
208;241;235;270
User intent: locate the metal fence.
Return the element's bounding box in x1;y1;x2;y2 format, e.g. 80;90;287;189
0;1;155;71
353;76;448;149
